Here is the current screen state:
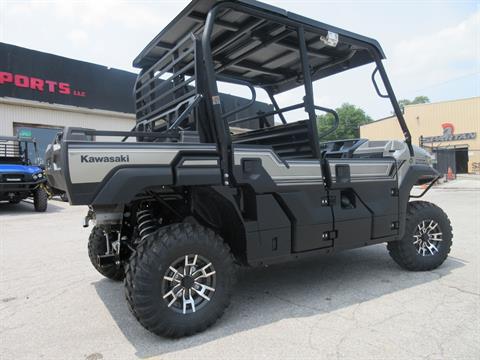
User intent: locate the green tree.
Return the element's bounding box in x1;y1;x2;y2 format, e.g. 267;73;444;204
398;96;430;112
317;103;372;141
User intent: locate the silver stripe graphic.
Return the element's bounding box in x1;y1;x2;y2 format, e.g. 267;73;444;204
234;148;323;185
69;144;216;151
329;160;395;182
69;145;218;184
69;148;179;184
181;159;219;166
275;179;324;186
69;144;323;185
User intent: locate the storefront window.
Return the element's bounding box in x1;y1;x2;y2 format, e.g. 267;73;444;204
14;125;62;165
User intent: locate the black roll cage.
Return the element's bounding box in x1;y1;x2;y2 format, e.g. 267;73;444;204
200;1;413;175
124;1;415;177
0;136;39;165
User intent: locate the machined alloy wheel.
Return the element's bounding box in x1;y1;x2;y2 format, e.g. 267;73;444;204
387;201;452;271
413;219;443;256
125;222;236;338
162;254;216;314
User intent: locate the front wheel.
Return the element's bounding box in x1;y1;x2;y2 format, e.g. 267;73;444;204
33;187;48;212
387;201;453;271
125;223;236;338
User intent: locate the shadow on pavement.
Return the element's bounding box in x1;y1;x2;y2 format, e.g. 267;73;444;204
0;199;65;215
93;244;465;358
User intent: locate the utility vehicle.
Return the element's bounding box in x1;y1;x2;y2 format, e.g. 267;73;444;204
0;134;48;211
45;0;452;338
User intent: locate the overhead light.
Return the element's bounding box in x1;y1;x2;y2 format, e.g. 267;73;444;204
320;31;339;47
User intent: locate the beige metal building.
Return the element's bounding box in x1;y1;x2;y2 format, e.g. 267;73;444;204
360;97;480;174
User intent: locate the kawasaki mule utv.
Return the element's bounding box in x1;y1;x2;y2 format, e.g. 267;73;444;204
45;0;452;338
0;135;48;211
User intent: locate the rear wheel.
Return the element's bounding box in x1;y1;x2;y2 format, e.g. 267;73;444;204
33;187;48;212
88;227;125;281
125;222;235;338
387;201;452;271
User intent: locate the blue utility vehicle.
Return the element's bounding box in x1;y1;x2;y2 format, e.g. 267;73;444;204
0;134;48;211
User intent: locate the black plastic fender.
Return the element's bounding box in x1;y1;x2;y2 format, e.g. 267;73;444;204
397;164;439;238
92;166;173;205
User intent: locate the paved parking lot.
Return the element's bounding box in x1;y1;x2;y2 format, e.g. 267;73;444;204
1;177;479;360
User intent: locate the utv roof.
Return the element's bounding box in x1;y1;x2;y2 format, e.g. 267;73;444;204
133;0;385;93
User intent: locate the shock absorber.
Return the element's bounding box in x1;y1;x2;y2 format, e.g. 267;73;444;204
136;207;159;242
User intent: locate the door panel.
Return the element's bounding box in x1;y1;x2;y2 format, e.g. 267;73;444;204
326;158;399;248
232;146;334;253
278;191;334;252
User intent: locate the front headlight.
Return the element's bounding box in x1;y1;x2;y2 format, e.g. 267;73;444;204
32;172;43;180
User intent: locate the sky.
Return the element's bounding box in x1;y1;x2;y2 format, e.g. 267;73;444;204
0;0;478;119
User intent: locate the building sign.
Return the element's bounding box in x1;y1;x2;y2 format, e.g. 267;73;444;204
0;71;86;97
0;42;136;113
18;129;33;139
422;123;476;143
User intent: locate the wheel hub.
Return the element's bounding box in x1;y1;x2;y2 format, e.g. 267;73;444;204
162;254;216;314
181;276;195;289
421;233;430;242
413;219;443;257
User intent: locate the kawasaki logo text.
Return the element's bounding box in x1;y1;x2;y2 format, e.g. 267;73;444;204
80;155;130;163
